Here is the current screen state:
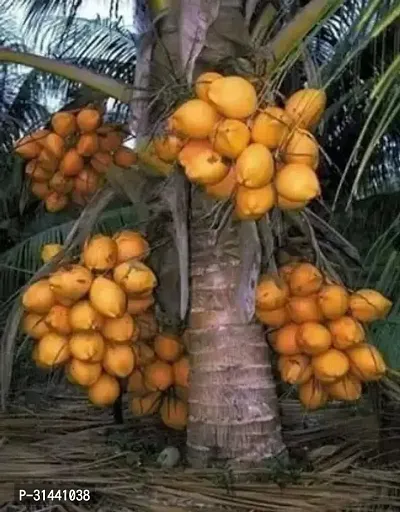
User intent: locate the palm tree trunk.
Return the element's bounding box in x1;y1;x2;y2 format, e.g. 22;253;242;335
186;191;285;468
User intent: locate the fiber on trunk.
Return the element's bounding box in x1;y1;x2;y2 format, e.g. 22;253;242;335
186;191;285;467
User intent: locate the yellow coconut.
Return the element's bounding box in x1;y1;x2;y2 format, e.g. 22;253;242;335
235;183;275;220
277;195;307;211
160;396;188;430
44;305;72;335
285;89;327;130
195;71;223;102
209;119;250;158
127;369;149;397
69;331;105;363
153;134;186;162
127;295;155;314
131;392;162;416
103;344;136;378
168;99;219;138
204;166;237;199
132;342;155;367
36;332;70;367
298;377;328;410
275;163;320;203
278;353;313;385
207;76;257;119
312;348;350;383
83;234;118;271
22;313;50;339
88;373;120;406
89;276;127;318
144;360;174;391
101;313;136;344
255;306;290;328
328;316;365;350
297;322;332;355
68;300;105;331
67;359;102;387
49;265;93;301
113;261;157;296
22;279;56;314
349;289;393;322
256;274;289;310
282;129;319;169
251;106;292;149
346;344;386;381
326;373;362;401
154;334;184;363
184;148;229;185
273;323;301;355
113;230;149;263
317;284;349;320
289;262;323;297
235;143;275;188
287;295;323;324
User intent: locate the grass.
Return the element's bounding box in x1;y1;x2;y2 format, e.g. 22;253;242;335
1;372;400;511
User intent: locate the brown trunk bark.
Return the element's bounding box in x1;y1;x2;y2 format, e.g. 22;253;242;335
186;191;285;468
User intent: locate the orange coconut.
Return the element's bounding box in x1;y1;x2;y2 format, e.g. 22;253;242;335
317;284;349;320
88;373;120;406
101;313;135;344
312;348;350;383
69;331;105;363
277;195;307;211
346;344;386;381
153;134;185;162
89;276;127;319
131;391;162;416
297;322;332;355
172;356;190;388
69;300;105;331
235;143;275;188
25;160;52;182
49;264;93;301
298;376;328;410
113;261;157;295
99;130;123;152
326;373;362;401
136;311;158;341
279;262;298;283
44;305;71;335
91;151;113;173
184;148;229;185
59;148;84;176
83;234;118;271
278;353;313;384
273;323;301;355
43;133;64;159
282;129;319;169
67;359;102;387
77;108;101;133
37;147;58;172
45;192;69;213
103;344;135;378
256;274;289;311
169;99;219;139
275;163;320;202
22;313;50;340
289;262;323;297
256;306;290;328
209;119;250;158
144;360;174;391
285;89;326;130
235;183;275;220
132;342;156;366
127;295;155;314
178;139;213;168
207;76;257;119
195;71;223;102
15;135;41;159
127;369;149;397
154;334;183;363
76;133;99;157
114;147;137;168
287;295;323;323
22;279;56;314
36;332;70;367
205;166;237;199
49;172;74;194
349;289;393;322
251;106;292;149
328;316;365;350
51;111;77;137
31;181;51;200
113;230;149;263
74;168;100;195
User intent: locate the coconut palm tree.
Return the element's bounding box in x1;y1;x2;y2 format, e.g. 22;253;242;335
1;0;399;469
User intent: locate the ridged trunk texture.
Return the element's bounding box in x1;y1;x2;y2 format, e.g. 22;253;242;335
186;192;285;468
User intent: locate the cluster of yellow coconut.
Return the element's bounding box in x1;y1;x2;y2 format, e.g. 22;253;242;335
128;333;189;431
14;106;137;212
255;262;392;410
152;72;325;219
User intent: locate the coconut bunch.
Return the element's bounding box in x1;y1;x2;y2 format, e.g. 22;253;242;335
14;106;137;212
128;332;189;431
21;230;158;408
152;72;326;219
255;262;393;410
